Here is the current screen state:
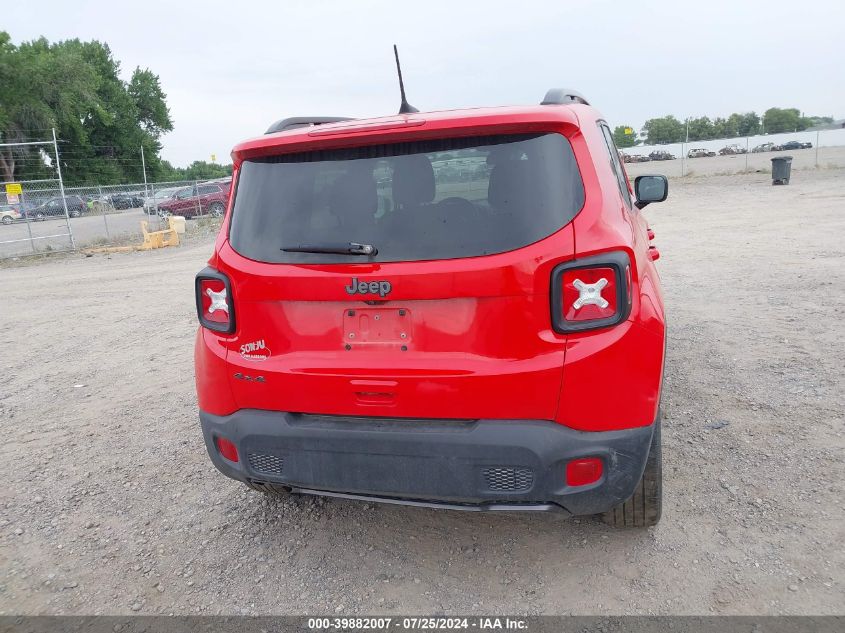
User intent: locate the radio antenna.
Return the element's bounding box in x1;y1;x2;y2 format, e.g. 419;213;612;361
393;45;418;114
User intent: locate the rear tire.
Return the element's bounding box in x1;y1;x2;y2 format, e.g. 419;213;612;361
209;202;225;217
601;415;663;528
1;216;11;225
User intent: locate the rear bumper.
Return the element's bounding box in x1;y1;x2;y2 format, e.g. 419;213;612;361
199;410;656;515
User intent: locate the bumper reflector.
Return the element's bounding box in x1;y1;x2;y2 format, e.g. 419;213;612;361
566;457;603;486
215;437;239;463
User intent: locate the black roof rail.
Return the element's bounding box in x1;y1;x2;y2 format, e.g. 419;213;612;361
265;116;354;135
540;88;590;106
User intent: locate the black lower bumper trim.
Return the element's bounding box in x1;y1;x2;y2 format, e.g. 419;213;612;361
199;410;656;516
290;487;562;513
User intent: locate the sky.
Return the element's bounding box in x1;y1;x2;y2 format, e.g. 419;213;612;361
5;0;844;167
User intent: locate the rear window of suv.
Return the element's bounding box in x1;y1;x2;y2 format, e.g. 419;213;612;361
229;133;584;263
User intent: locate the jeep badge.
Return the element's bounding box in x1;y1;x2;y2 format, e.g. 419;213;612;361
345;277;392;297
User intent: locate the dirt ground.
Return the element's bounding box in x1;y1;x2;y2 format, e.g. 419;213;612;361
0;168;843;616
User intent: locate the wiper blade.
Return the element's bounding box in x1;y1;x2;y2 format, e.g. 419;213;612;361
281;242;378;256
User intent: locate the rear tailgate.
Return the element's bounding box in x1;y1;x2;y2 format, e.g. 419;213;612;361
219;231;573;419
215;129;586;421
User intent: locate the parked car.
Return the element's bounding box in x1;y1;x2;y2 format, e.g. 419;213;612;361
776;140;812;151
687;148;715;158
649;150;675;161
194;88;670;527
620;151;650;164
752;142;775;153
143;187;182;214
157;180;231;218
25;195;87;220
107;191;145;210
1;204;21;225
719;144;747;155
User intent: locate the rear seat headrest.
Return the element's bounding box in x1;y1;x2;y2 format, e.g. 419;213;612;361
328;167;377;223
392;155;435;208
488;159;534;211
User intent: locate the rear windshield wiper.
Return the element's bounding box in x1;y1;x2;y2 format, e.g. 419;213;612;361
281;242;378;256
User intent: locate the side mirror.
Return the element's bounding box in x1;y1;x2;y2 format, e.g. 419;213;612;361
634;175;668;209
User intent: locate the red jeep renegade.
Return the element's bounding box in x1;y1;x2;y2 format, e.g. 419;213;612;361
194;88;669;527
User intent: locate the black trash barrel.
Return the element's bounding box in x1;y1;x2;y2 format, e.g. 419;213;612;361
771;156;793;185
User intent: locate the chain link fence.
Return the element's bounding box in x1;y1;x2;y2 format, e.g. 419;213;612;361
620;128;845;178
1;177;231;259
0;178;76;256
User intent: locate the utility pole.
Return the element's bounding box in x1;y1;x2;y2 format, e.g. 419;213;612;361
140;145;149;200
745;136;749;171
52;128;75;250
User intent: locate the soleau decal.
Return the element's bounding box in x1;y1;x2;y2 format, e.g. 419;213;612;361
240;339;271;361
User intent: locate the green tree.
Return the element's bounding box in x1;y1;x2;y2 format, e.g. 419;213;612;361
613;125;636;148
711;117;728;139
182;161;233;180
156;159;233;182
723;114;743;138
0;33;99;181
686;117;714;141
763;108;802;134
0;32;173;185
642;115;685;145
716;112;761;138
736;112;761;136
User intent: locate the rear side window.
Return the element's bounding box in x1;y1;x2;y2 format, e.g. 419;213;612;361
229;133;585;263
598;123;633;208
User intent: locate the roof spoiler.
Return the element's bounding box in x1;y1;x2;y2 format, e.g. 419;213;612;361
540;88;589;106
265;117;354;135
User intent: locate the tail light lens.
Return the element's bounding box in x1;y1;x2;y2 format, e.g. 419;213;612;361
561;267;618;322
551;251;632;333
195;268;235;333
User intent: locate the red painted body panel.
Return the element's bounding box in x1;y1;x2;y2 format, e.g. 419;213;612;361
194;328;237;415
558;117;666;429
195;104;666;432
215;221;573;419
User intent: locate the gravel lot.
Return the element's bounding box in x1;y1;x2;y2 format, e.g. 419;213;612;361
0;169;843;616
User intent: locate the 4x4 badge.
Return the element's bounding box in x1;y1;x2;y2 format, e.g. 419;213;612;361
345;277;392;297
